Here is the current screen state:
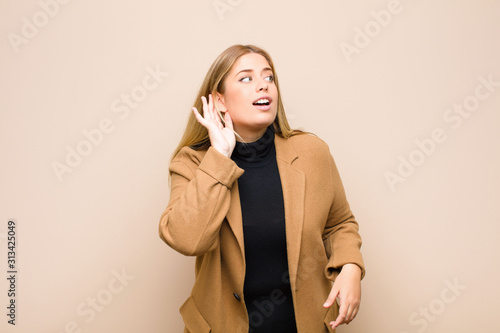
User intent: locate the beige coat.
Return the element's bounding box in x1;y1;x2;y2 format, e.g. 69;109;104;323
159;132;365;333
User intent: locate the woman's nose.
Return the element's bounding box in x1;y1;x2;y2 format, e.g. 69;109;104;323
257;79;268;91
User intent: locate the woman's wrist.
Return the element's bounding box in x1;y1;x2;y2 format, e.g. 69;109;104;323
214;146;231;158
341;263;362;277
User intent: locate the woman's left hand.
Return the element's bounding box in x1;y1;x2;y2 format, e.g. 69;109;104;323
323;263;362;330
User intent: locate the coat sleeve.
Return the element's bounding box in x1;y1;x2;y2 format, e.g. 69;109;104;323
322;150;365;281
159;146;244;256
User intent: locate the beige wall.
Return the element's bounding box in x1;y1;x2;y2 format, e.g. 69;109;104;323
1;0;499;332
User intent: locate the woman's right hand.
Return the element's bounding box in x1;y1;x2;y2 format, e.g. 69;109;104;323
192;94;236;158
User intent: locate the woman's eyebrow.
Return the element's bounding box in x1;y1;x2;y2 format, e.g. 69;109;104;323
235;67;273;76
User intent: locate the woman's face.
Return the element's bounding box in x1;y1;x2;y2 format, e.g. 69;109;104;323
216;53;278;141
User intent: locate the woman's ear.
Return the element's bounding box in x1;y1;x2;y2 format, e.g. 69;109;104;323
214;92;227;113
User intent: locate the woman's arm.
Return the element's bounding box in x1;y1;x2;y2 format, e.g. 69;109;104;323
321;149;365;330
322;150;365;280
159;146;243;256
159;94;240;256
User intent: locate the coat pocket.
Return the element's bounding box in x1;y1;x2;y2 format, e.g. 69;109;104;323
180;296;211;333
323;303;339;333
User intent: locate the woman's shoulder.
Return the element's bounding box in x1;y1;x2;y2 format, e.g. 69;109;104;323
172;145;209;166
285;131;332;155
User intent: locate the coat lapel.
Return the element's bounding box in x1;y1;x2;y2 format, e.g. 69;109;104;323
226;181;245;256
275;134;305;291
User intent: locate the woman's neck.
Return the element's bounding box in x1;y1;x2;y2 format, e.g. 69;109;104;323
234;124;272;143
231;124;275;166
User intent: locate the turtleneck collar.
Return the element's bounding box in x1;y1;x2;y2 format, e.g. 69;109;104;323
230;124;276;167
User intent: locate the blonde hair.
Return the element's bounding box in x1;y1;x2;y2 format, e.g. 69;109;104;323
171;44;307;163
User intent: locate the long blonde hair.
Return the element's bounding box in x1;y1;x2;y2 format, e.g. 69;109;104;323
171;44;307;163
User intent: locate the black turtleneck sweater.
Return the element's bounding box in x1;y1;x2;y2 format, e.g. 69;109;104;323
231;124;297;333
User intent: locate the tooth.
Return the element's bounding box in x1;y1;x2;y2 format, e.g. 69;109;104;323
254;98;270;105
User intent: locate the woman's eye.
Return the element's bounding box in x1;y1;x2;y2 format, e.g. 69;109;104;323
239;76;251;82
265;75;274;82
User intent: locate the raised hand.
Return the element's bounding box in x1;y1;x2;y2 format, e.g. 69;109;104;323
192;94;236;158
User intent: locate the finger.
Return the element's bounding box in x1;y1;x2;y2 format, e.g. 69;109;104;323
208;94;222;129
323;288;339;308
211;95;225;130
330;301;348;329
208;94;213;115
346;303;359;324
208;93;213;111
192;107;208;127
340;298;353;323
201;95;214;122
224;111;233;130
200;96;207;116
330;313;346;329
207;94;216;121
344;303;354;324
352;304;360;318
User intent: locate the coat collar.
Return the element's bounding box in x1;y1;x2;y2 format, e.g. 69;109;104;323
275;133;299;164
226;132;306;291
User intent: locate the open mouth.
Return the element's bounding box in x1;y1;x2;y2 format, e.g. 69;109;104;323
252;98;271;106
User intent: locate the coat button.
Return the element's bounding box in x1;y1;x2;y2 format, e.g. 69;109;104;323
233;293;241;301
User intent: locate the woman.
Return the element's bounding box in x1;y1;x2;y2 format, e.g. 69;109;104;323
159;44;365;333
